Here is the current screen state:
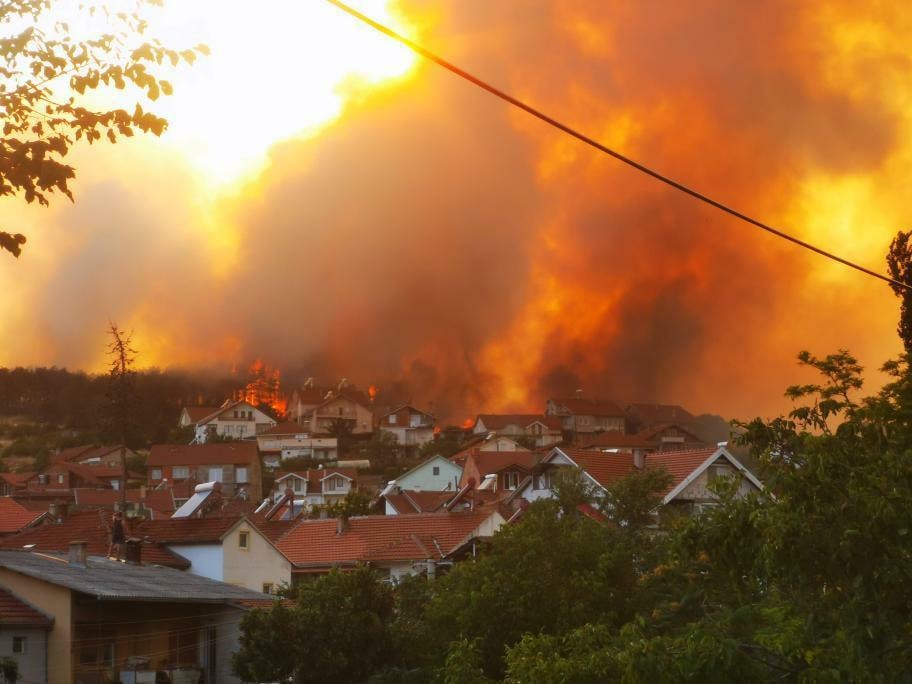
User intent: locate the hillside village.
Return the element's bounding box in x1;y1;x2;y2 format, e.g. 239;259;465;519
0;379;762;683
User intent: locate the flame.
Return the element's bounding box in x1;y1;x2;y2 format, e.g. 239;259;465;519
461;418;474;430
368;384;378;401
235;359;287;417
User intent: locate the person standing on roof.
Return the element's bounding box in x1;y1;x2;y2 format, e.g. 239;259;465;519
108;511;125;560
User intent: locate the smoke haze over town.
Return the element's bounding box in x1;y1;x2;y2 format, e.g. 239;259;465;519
1;0;907;422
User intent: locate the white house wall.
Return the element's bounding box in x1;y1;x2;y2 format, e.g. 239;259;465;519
167;544;224;581
397;458;462;491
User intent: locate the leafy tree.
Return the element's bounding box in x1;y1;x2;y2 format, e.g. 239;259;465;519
888;230;912;353
327;417;355;454
354;430;401;473
0;0;206;256
102;324;137;507
417;431;463;460
232;565;396;683
307;488;374;519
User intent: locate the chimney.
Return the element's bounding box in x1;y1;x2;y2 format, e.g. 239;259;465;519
633;448;645;469
49;501;68;523
123;538;142;565
336;514;349;535
69;541;87;567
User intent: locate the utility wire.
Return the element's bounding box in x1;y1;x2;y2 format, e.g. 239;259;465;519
324;0;910;293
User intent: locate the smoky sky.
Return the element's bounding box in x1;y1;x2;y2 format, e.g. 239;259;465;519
6;0;908;422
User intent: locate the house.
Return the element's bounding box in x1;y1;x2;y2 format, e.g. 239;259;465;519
0;509;193;569
0;586;53;684
265;468;358;518
449;435;530;467
0;546;271;683
0;472;32;497
305;389;375;435
276;510;505;582
26;460;135;493
471;414;563;448
189;399;277;443
379;405;436;447
147;442;263;501
381;489;455;515
521;445;763;514
178;405;219;429
459;449;540;492
286;384;331;425
71;487;176;519
139;516;292;593
51;444;138;468
0;498;46;537
390;455;463;493
546;397;627;435
625;402;695;433
256;421;338;465
637;423;708;451
579;430;655;453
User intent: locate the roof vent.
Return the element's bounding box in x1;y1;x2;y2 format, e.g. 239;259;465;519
717;441;728;448
69;541;87;567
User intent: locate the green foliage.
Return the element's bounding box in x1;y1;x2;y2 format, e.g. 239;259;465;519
418;432;463;460
232;566;396;683
0;656;18;683
888;230;912;354
0;0;206;257
307;488;374;519
354;430;402;472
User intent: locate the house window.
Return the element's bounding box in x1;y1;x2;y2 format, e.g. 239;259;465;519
388;415;396;424
12;636;26;654
237;425;247;438
111;479;120;491
208;467;223;482
238;530;250;550
503;472;519;490
338;407;344;416
151;468;162;480
236;467;249;484
173;466;189;479
291;478;303;493
326;477;338;491
262;582;275;595
432;466;440;476
57;474;65;485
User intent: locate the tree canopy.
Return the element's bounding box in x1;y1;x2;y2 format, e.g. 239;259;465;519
0;0;205;256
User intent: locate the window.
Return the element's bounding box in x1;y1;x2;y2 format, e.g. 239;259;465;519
150;468;162;480
238;530;250;550
432;466;440;476
262;582;275;595
236;467;249;484
111;479;120;491
57;474;65;485
208;467;223;482
388;415;396;424
503;472;519;490
172;466;189;479
326;477;339;491
338;407;344;416
291;478;303;493
12;636;26;654
237;425;247;438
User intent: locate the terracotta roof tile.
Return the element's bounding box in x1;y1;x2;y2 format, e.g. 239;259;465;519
468;450;540;474
475;414;562;431
0;498;44;535
72;488;175;512
579;431;653;449
148;443;259;467
0;588;52;626
183;406;219;424
278;511;498;567
0;510;190;569
384;490;453;514
261;421;310;436
644;446;719;494
555;448;637;488
550;397;626;417
136;516;242;544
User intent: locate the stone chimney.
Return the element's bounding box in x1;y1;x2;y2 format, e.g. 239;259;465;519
69;541;87;567
633;448;645;470
124;538;142;565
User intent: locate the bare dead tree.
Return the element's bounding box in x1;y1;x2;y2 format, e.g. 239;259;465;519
104;323;138;512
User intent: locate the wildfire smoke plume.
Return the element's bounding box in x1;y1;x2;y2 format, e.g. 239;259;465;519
0;1;909;422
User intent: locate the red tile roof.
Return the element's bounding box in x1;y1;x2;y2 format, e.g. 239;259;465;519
0;498;45;535
260;421;310;437
53;444;125;465
0;510;190;569
579;431;653;449
380;406;434;428
644;446;719;495
183;406;219;424
0;587;52;626
0;472;32;489
148;442;259;467
626;403;695;427
555;448;637;488
277;511;498;567
72;488;176;512
384;490;453;514
637;423;706;444
467;450;540;474
275;469;356;492
475;414;562;431
550;398;626;417
136;516;242;544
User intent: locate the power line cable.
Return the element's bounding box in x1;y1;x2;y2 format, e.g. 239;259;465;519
324;0;910;293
